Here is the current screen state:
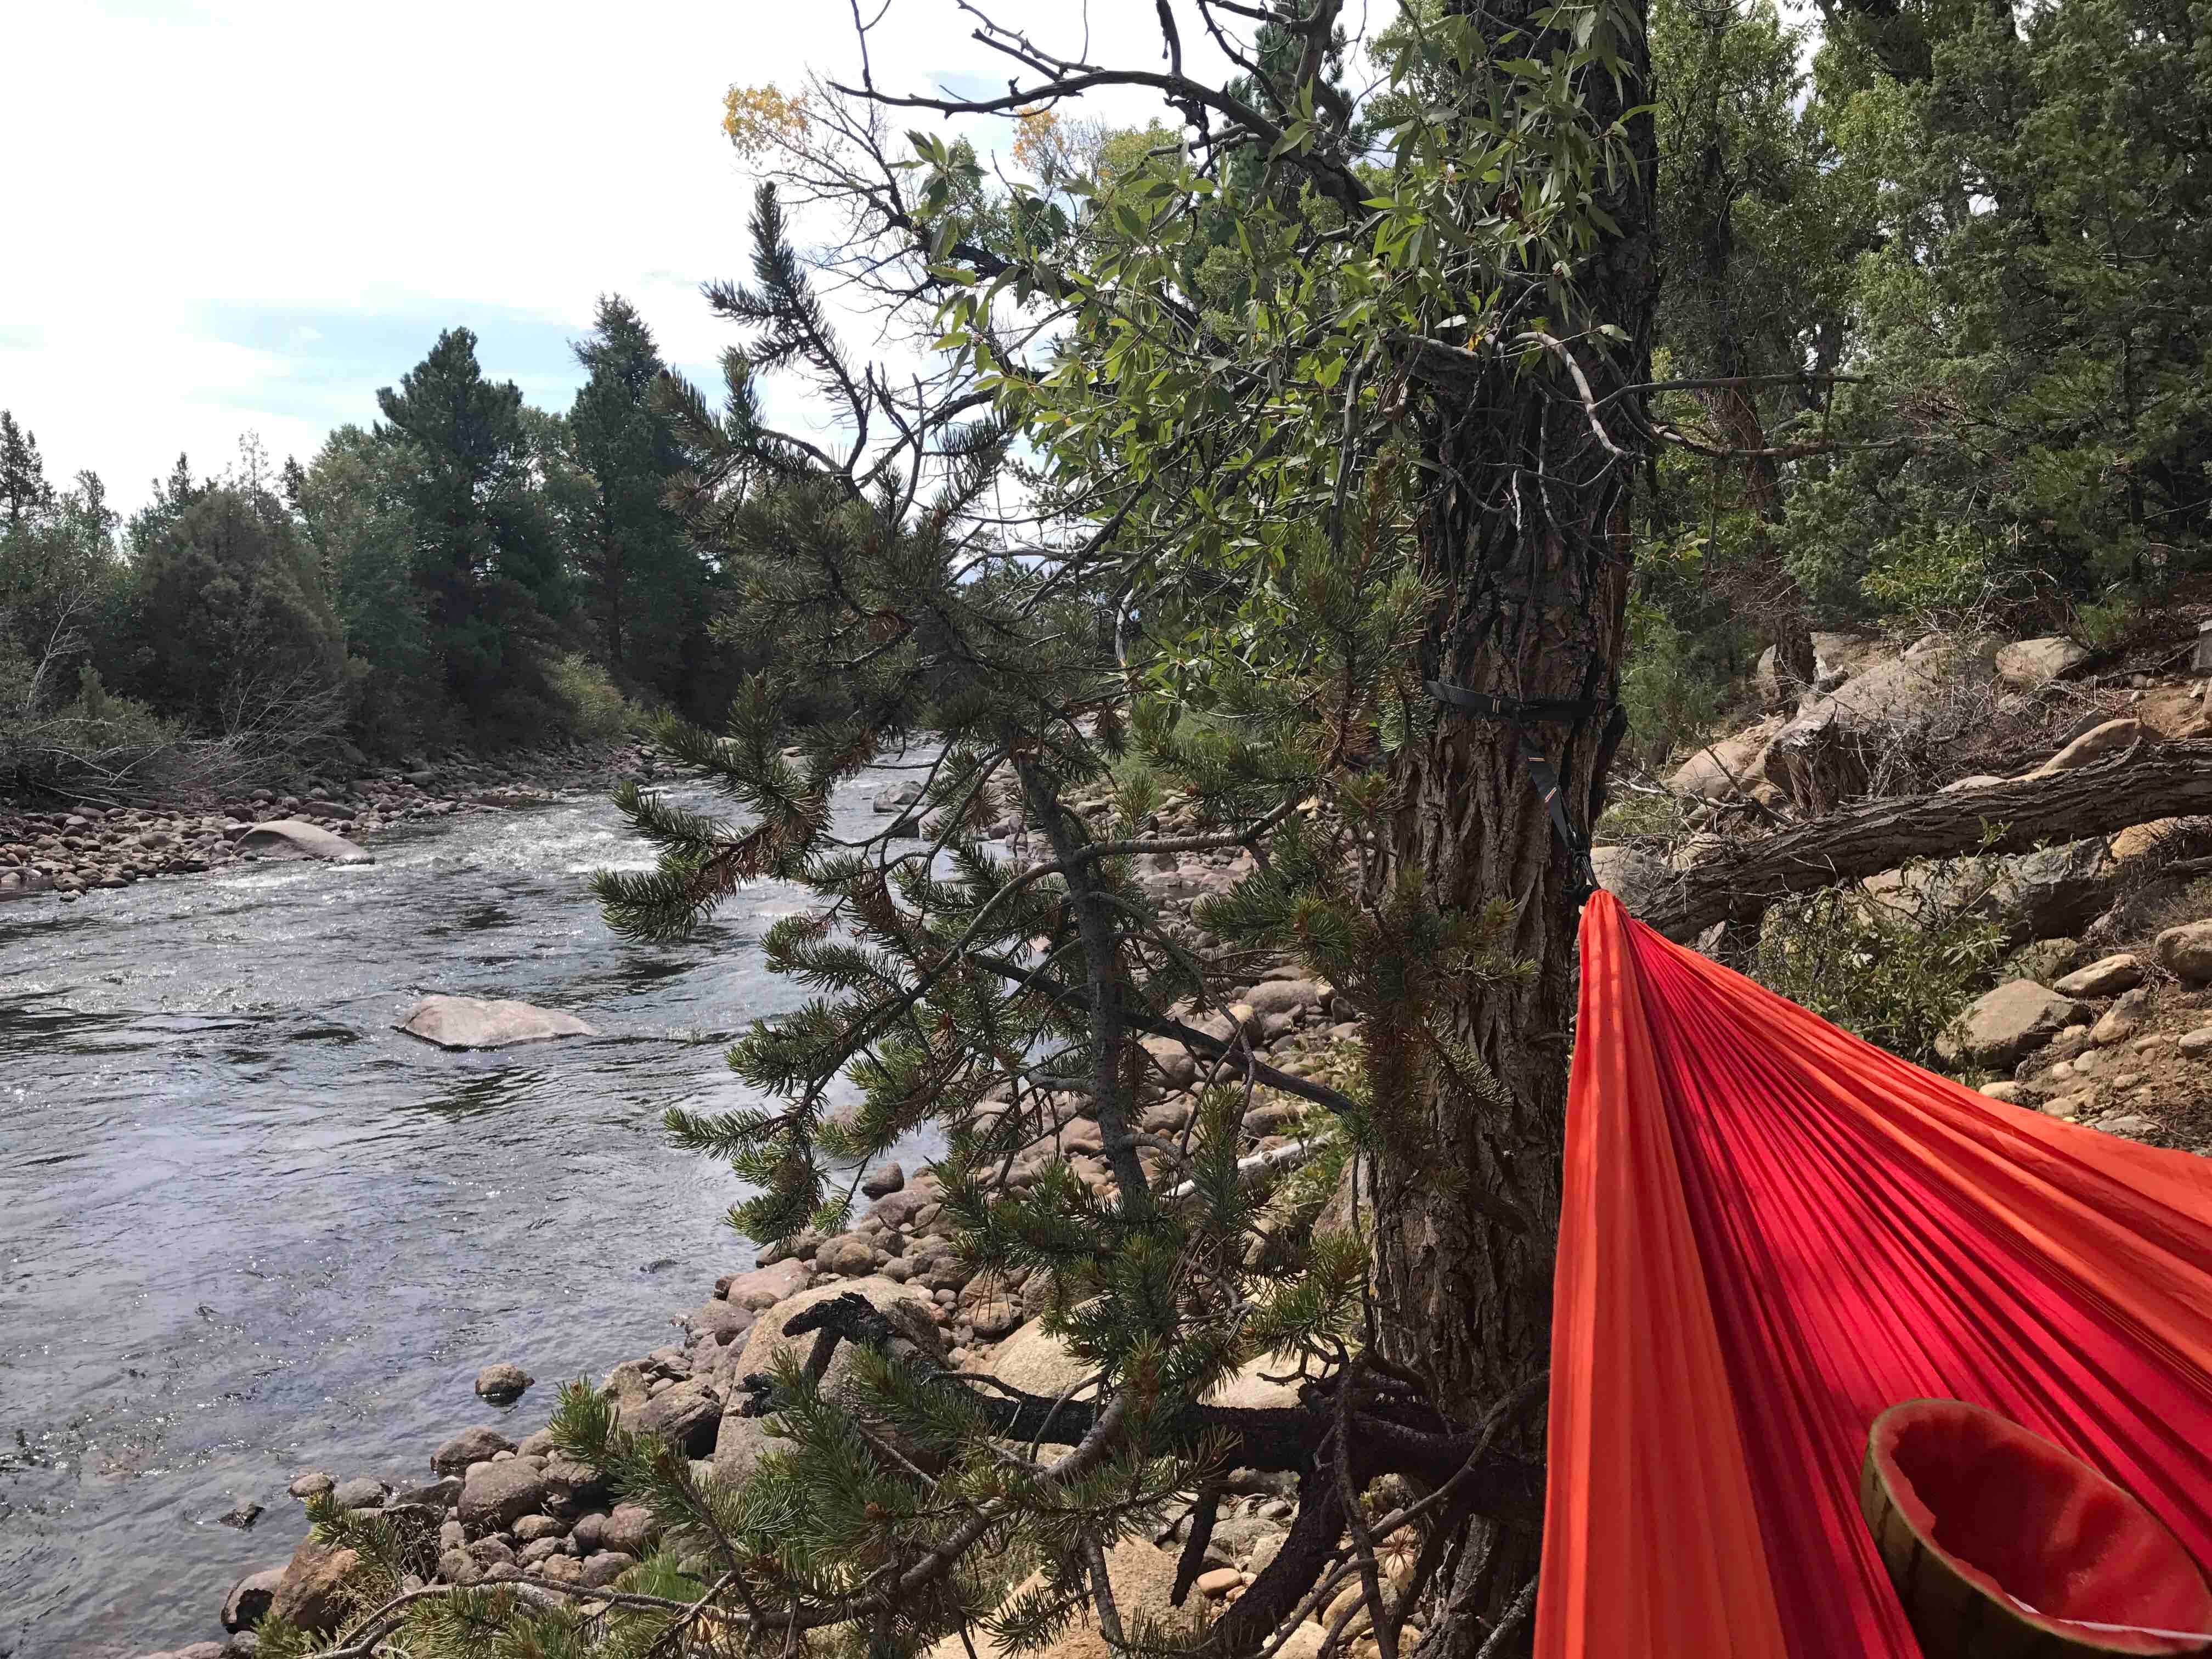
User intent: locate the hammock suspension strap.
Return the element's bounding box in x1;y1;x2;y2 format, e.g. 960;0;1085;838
1424;679;1600;903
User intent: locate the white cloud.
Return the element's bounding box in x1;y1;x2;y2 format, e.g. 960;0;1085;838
0;0;1254;511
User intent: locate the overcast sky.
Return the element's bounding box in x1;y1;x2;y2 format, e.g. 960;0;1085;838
2;1;1263;514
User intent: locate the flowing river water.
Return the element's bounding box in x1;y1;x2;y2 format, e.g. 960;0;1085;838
0;768;920;1658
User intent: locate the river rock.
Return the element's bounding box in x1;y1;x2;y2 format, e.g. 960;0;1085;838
873;781;923;812
1996;637;2091;688
600;1503;659;1555
1242;978;1327;1019
631;1378;723;1456
1936;980;2086;1069
234;819;374;864
690;1297;757;1344
718;1257;813;1310
814;1232;881;1276
222;1566;286;1632
968;1299;1024;1340
582;1549;639;1588
861;1162;906;1199
2157;920;2212;985
1139;1036;1199;1092
268;1538;360;1636
458;1455;550;1531
329;1476;388;1511
431;1425;516;1475
393;1475;463;1509
286;1469;334;1499
475;1362;534;1403
541;1451;608;1512
2093;990;2151;1046
0;866;54;900
396;996;597;1050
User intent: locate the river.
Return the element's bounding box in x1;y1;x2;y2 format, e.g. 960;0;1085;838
0;768;915;1658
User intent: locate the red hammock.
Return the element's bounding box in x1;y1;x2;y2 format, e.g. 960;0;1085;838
1538;892;2212;1659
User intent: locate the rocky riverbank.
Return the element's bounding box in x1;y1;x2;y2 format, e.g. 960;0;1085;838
0;739;691;904
131;795;1377;1659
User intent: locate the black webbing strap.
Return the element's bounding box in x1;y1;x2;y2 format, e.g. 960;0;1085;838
1424;679;1601;905
1421;681;1602;724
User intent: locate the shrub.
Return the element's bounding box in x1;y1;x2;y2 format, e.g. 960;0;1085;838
546;652;643;745
1753;869;2013;1069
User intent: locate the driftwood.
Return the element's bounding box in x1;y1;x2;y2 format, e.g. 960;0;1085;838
1640;740;2212;941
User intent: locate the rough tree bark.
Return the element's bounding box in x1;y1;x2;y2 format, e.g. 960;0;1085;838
1367;4;1657;1650
1639;741;2212;940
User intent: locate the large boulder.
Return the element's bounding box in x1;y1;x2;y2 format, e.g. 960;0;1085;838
1211;1355;1307;1410
1668;718;1781;802
267;1538;361;1636
458;1455;550;1531
1936;980;2086;1069
718;1258;813;1310
873;781;923;813
2157;920;2212;985
2054;954;2146;998
395;995;597;1050
1995;637;2091;689
235;819;374;864
926;1537;1193;1659
712;1276;947;1481
1763;639;1997;812
980;1319;1092;1398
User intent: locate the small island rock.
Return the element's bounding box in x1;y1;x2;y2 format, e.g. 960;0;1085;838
474;1362;534;1403
396;996;596;1051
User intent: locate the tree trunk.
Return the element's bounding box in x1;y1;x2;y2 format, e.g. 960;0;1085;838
1640;738;2210;941
1369;10;1656;1651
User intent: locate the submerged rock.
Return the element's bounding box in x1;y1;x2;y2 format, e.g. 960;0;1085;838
395;996;596;1050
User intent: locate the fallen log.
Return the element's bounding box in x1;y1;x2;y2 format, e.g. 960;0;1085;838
1639;740;2212;941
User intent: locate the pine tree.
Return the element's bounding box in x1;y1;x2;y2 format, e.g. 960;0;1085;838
115;482;345;728
0;411;55;528
566;295;710;707
374;327;571;728
276;183;1545;1659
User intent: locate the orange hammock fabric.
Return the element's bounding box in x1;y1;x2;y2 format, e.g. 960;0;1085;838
1538;892;2212;1659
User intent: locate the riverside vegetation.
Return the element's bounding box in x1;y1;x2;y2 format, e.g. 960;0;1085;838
1;299;833;830
78;0;2212;1655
